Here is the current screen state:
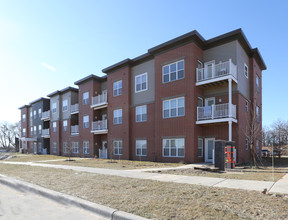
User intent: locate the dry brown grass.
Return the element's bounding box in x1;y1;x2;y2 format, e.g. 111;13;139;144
39;158;181;170
6;154;69;162
153;168;286;182
0;164;287;220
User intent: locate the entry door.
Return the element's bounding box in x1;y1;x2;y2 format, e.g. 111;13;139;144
205;138;215;163
99;141;107;159
204;60;215;79
205;97;215;106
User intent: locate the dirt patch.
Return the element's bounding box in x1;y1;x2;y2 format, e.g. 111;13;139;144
0;164;287;219
151;168;286;182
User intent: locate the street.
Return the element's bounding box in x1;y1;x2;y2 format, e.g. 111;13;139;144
0;183;107;220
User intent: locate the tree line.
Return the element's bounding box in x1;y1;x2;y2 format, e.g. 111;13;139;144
0;121;20;149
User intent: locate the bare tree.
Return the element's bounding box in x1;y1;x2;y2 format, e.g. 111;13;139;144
271;119;288;158
245;102;262;167
0;121;20;149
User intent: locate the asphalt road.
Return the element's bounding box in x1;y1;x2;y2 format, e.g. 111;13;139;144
0;183;107;220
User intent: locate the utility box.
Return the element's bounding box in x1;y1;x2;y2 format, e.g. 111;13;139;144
215;140;226;171
215;140;236;171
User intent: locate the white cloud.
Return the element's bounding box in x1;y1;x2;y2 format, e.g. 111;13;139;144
41;62;56;72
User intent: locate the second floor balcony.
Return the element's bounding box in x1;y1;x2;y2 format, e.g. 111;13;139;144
196;59;237;86
196;103;237;124
71;103;79;114
91;119;108;134
41;110;50;121
71;125;79;135
91;92;108;110
41;129;50;138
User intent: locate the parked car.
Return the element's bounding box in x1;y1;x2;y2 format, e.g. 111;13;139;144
262;149;270;157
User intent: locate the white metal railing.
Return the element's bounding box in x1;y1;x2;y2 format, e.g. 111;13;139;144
197;103;236;121
42;129;50;137
91;92;107;107
92;119;107;131
196;59;237;82
41;110;50;120
71;125;79;135
71;103;79;114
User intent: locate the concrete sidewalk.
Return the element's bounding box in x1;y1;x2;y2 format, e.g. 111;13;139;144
1;161;288;194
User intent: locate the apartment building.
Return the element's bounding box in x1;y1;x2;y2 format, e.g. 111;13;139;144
19;29;266;164
19;98;50;154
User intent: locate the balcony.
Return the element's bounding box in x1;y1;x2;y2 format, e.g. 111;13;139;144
196;59;237;86
41;129;50;138
91;92;108;110
71;125;79;135
91;119;108;134
196;103;237;124
41;110;50;121
71;104;79;114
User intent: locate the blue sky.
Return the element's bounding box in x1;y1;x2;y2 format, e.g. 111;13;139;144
0;0;287;126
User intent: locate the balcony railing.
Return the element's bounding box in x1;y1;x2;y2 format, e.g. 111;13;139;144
71;125;79;135
42;129;50;138
91;92;108;109
197;103;236;121
41;110;50;120
91;120;108;134
196;59;237;83
71;104;79;114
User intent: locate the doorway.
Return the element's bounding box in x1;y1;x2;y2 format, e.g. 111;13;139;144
205;138;215;163
99;141;107;159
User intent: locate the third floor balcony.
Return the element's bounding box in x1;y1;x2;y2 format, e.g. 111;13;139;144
91;91;108;110
41;128;50;138
71;103;79;114
196;59;237;86
41;110;50;121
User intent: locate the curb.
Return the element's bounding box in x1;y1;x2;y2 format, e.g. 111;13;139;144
0;174;148;220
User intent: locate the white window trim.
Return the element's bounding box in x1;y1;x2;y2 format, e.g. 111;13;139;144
244;63;249;79
72;142;79;153
163;97;185;119
113;109;122;125
62;99;68;112
83;115;89;128
113;140;123;155
113;80;122;97
52;103;57;114
83;92;89;105
198;97;203;107
136;105;147;122
83;141;90;154
136;140;147;156
162;59;185;83
63;120;68;131
162;138;185;158
256;76;260;92
198;138;203;157
52;142;57;153
63;142;68;153
52;122;57;132
135;72;148;93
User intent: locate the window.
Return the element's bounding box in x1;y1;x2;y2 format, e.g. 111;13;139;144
83;92;89;105
38;108;42;118
256;76;260;92
245;100;249;112
22;114;26;122
163;138;185;157
135;73;147;93
22;128;26;136
52;122;57;132
136;105;147;122
72;142;79;153
63;142;68;153
63;120;68;131
38;125;42;135
83;115;89;128
136;140;147;156
113;140;123;155
244;64;248;79
83;141;89;154
113;109;122;124
33;126;37;135
113;80;122;96
30;127;33;134
52;103;57;114
33;110;36;119
198;138;203;157
163;60;184;83
52;142;57;153
245;138;249;151
163;97;185;118
256;106;260;122
62;100;68;112
198;97;203;107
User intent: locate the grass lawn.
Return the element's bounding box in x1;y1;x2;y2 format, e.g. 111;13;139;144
39;158;182;170
0;164;287;220
4;154;70;162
